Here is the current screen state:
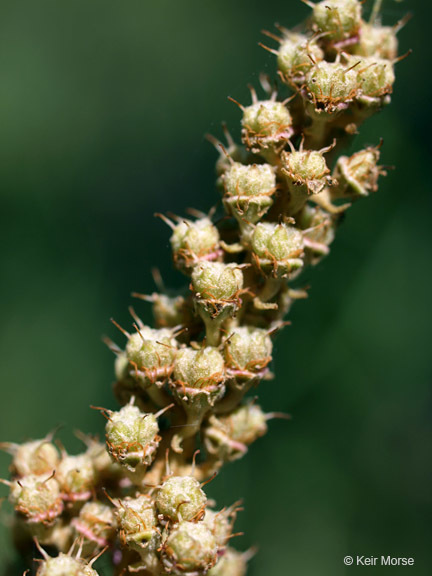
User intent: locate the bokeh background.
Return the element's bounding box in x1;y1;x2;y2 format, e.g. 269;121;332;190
1;0;431;574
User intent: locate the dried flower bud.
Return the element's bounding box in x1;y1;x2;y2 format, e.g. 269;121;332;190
333;146;384;197
223;162;276;225
353;23;398;60
311;0;362;43
125;326;177;387
105;404;160;471
278;34;324;78
161;521;218;575
36;553;99;576
170;218;221;271
72;501;116;553
204;404;267;462
156;475;206;523
9;473;63;524
57;454;95;502
115;494;158;547
306;61;358;113
250;222;304;278
208;548;247;576
282;147;333;195
241;100;293;150
1;439;60;478
224;327;272;381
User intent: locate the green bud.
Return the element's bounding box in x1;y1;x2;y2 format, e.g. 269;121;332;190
223;162;276;224
105;404;160;470
115;494;158;546
333;146;384;197
251;222;304;278
204;404;268;462
156;475;206;522
356;57;395;99
36;554;99;576
241;100;293;150
224;327;272;380
170;218;221;271
208;548;247;576
173;347;225;400
278;34;324;78
9;473;63;524
162;521;218;574
152;293;194;330
72;501;116;552
282;148;332;195
125;326;177;387
202;507;237;548
192;262;244;320
353;23;398;60
57;454;96;502
306;61;358;113
311;0;362;43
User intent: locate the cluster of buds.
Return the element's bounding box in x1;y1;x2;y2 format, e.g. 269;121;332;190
1;1;406;574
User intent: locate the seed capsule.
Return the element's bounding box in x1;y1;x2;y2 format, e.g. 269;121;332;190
282;147;332;196
353;23;398;60
224;327;272;382
223;162;276;225
161;521;218;575
125;326;177;388
72;501;116;553
36;553;99;576
105;404;161;471
156;475;206;523
277;34;324;78
251;222;304;278
0;438;60;478
241;100;293;150
170;217;221;271
115;494;158;547
204;404;268;462
306;61;359;114
311;0;362;44
57;454;96;502
356;57;395;99
9;473;63;524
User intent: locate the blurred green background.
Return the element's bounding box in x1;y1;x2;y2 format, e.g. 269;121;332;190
0;0;431;574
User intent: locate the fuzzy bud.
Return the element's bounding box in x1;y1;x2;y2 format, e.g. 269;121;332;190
223;162;276;225
208;548;247;576
57;454;96;502
241;100;293;150
156;475;206;523
305;61;358;114
204;404;268;462
202;507;237;548
224;327;272;381
251;222;304;278
277;34;324;78
125;326;177;387
1;439;60;478
9;473;63;524
282;147;332;195
311;0;362;43
170;218;221;271
36;554;99;576
115;494;158;547
162;521;218;575
353;23;398;60
356;56;395;99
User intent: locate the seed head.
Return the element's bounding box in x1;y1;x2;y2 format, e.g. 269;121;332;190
156;475;206;522
162;521;218;574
